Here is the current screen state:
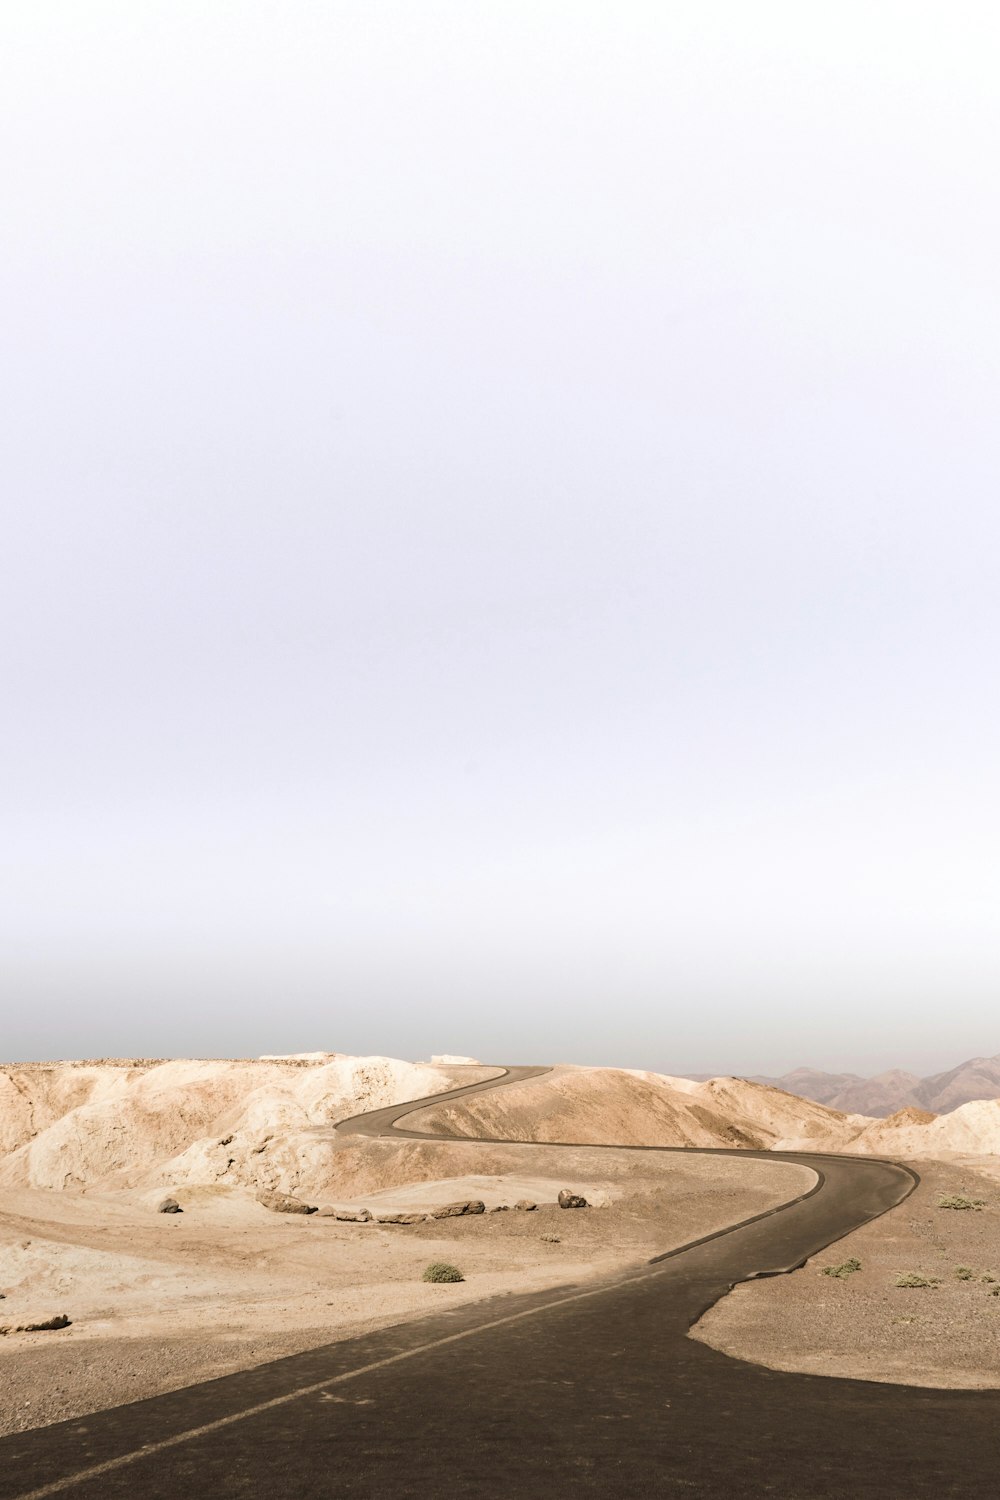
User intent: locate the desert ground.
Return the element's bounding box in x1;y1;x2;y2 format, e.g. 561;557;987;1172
692;1157;1000;1388
3;1052;1000;1437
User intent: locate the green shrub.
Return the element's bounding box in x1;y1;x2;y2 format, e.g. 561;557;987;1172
422;1261;463;1284
895;1273;941;1288
955;1266;975;1280
821;1258;862;1279
937;1195;986;1211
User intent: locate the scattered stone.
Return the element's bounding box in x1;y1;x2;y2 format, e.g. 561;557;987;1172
558;1190;589;1209
490;1204;509;1212
430;1200;486;1219
316;1207;373;1222
19;1315;71;1332
376;1212;428;1225
255;1191;317;1215
541;1233;561;1243
514;1199;537;1212
156;1197;182;1214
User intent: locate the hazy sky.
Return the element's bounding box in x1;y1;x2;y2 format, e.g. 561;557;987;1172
3;3;999;1074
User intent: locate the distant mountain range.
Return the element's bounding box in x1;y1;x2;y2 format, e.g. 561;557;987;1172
686;1053;1000;1118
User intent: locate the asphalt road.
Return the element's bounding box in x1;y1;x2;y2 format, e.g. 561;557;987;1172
2;1065;999;1499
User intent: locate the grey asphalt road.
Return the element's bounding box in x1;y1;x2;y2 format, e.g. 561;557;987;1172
2;1064;998;1499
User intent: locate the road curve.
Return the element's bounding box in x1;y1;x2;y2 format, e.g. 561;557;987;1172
2;1064;998;1500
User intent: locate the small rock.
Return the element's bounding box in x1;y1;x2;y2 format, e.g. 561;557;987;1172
541;1233;561;1243
375;1212;428;1225
316;1207;373;1222
156;1197;182;1214
255;1191;317;1215
19;1315;71;1332
490;1205;509;1212
514;1200;537;1212
557;1189;588;1209
430;1200;486;1219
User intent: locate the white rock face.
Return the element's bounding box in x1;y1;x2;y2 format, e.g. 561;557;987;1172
258;1052;343;1062
0;1056;489;1194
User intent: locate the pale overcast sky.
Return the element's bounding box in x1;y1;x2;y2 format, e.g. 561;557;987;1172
3;3;999;1073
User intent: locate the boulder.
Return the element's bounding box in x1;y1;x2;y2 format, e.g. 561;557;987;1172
156;1197;182;1214
557;1190;589;1209
256;1191;317;1215
375;1211;428;1225
430;1200;486;1219
514;1199;537;1212
19;1314;71;1331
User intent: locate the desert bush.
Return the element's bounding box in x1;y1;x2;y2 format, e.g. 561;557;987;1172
937;1195;986;1211
895;1273;941;1288
821;1258;862;1279
422;1262;463;1284
955;1266;975;1280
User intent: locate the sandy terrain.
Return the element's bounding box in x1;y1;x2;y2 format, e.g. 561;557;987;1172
692;1159;1000;1388
0;1147;812;1436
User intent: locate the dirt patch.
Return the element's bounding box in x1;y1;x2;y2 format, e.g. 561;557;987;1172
691;1158;1000;1388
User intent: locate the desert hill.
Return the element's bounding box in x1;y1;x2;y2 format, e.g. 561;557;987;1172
407;1067;854;1152
0;1056;495;1195
410;1066;1000;1158
4;1056;1000;1206
729;1052;1000;1118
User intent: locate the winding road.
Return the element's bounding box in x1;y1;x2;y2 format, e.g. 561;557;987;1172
2;1064;998;1499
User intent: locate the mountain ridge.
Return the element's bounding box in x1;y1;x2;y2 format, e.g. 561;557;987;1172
684;1052;1000;1117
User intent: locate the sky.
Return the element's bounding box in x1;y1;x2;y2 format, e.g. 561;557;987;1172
3;2;1000;1074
